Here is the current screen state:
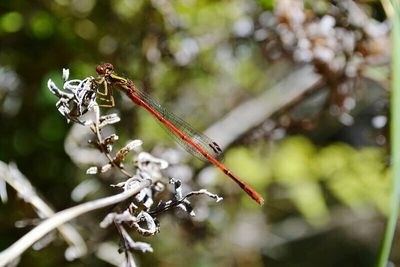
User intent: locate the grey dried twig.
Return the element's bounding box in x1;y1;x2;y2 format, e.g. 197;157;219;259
0;179;151;266
0;161;87;261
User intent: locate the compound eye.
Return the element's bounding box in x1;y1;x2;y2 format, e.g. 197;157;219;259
96;65;105;74
96;63;114;74
105;63;114;71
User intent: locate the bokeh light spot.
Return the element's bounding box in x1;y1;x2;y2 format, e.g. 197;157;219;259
74;19;97;39
98;35;118;55
0;12;23;33
30;12;55;39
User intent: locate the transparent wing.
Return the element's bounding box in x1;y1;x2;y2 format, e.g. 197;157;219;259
134;88;223;161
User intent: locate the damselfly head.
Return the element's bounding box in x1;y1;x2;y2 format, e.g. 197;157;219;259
96;63;114;75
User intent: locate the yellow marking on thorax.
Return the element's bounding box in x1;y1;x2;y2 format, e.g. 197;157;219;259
110;73;128;83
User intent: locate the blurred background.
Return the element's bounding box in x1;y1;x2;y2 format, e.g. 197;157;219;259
0;0;394;266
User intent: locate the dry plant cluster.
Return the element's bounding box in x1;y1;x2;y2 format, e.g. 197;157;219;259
0;68;222;267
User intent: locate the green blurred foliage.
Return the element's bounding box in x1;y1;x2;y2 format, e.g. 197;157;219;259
223;136;390;225
29;11;55;39
258;0;274;10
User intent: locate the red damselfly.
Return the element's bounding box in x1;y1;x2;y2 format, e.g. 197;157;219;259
95;63;264;205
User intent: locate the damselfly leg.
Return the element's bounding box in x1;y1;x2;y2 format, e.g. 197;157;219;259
95;76;115;108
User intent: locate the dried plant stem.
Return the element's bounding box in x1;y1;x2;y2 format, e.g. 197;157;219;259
0;162;87;260
91;105;132;178
0;179;150;266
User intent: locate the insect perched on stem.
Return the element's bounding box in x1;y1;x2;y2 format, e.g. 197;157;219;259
94;63;264;205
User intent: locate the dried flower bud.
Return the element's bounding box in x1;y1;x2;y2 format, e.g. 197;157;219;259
103;134;119;145
153;181;165;193
101;163;112;173
125;140;143;151
86;164;112;175
62;68;69;82
137;152;169;171
106;144;113;153
99;113;121;128
114;140;143;164
86;166;99;175
110;182;125;189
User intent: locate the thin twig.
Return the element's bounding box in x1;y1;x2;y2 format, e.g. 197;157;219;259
91;105;132;178
0;161;87;260
0;179;150;266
